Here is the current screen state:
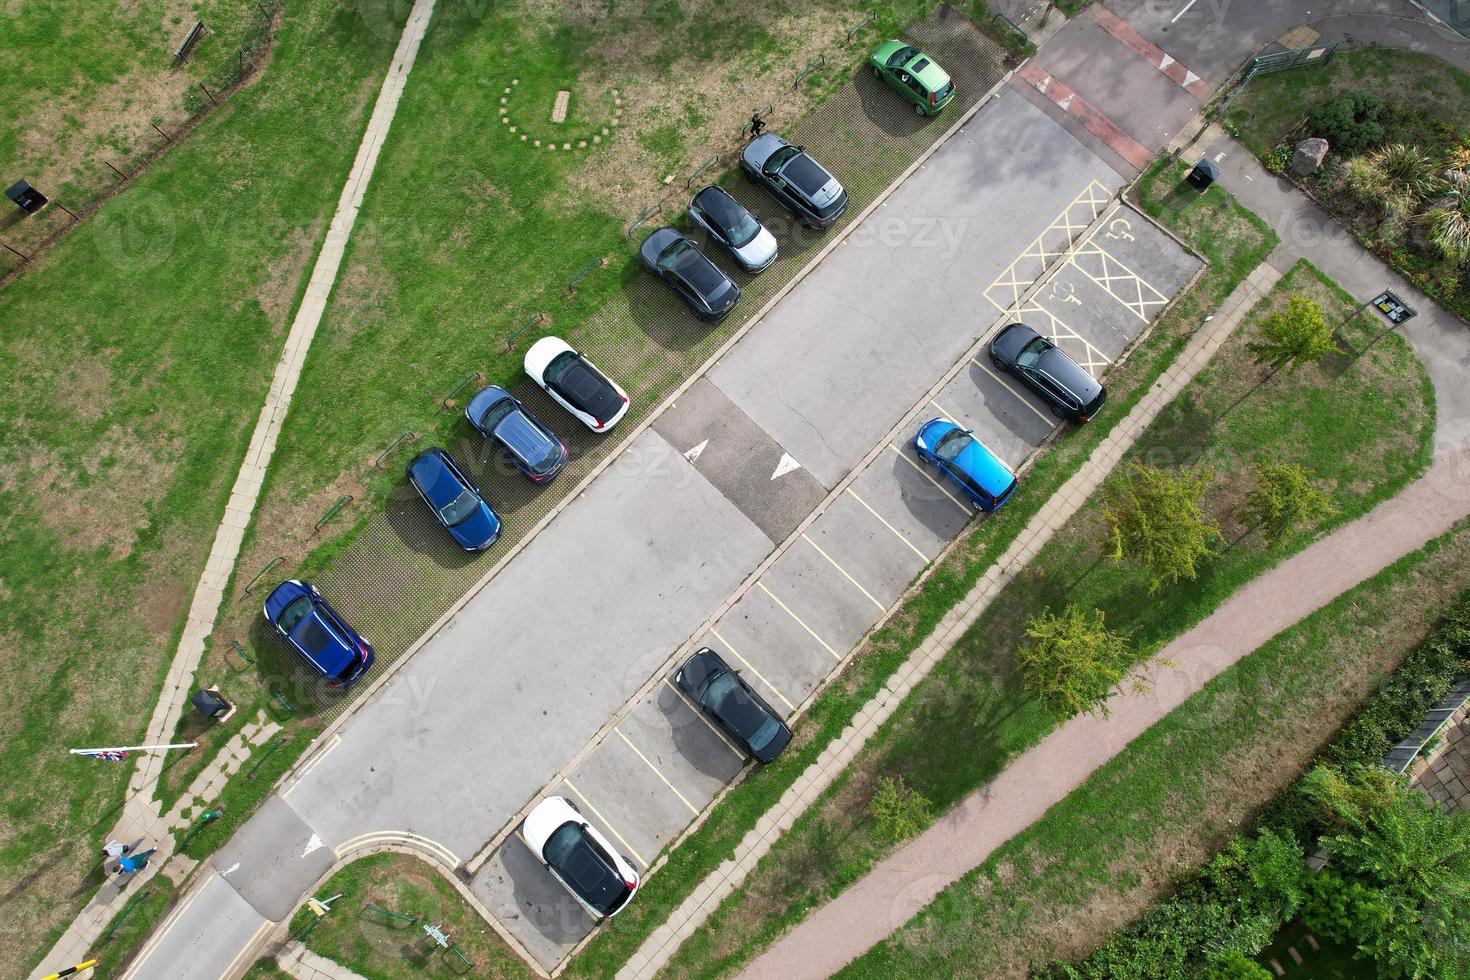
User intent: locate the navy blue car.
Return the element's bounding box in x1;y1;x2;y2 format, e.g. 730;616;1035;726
913;418;1019;512
465;386;568;482
263;580;375;687
406;448;502;551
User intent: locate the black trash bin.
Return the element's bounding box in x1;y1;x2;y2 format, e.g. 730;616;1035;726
5;179;48;214
191;689;232;719
1186;158;1219;191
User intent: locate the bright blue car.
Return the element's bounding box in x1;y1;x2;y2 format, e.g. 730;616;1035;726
263;580;375;687
406;448;502;551
464;386;567;483
913;418;1018;512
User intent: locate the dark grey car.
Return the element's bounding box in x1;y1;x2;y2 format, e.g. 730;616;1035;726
988;322;1106;423
688;185;778;273
675;647;791;763
639;227;740;322
740;132;848;230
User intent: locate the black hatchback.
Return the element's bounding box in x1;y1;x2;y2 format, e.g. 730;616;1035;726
988;322;1107;423
675;647;792;763
639;227;741;322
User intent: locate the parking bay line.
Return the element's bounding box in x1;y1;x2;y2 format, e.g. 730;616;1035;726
886;443;973;515
845;488;930;563
801;533;886;613
756;581;841;660
971;356;1057;425
928;397;963;426
562;778;650;869
661;678;747;759
615;727;699;816
709;628;798;713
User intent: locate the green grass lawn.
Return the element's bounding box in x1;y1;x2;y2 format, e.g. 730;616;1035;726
560;159;1280;979
287;852;530;980
843;518;1470;978
651;165;1432;979
1224;49;1470;159
0;3;407;974
0;0;270;256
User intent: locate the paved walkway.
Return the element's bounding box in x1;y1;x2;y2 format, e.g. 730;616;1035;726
277;942;368;980
731;130;1470;980
26;2;438;977
622;260;1283;978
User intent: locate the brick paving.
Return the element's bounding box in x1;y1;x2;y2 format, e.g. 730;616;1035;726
620;263;1284;979
1413;702;1470;812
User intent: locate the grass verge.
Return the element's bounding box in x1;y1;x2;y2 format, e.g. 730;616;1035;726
0;4;407;974
286;852;530;980
560;160;1278;978
842;518;1470;976
652;163;1431;978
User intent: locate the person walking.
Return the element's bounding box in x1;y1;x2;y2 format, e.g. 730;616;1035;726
749;112;766;138
115;848;155;876
100;840;130;861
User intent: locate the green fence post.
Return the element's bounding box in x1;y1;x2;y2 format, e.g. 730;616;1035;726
313;494;354;532
241;556;285;598
372;431;417;469
245;736;288;780
440;372;484;409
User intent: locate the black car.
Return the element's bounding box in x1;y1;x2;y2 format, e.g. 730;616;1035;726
639;227;740;322
687;185;778;273
675;647;792;762
740;132;848;230
988;322;1107;423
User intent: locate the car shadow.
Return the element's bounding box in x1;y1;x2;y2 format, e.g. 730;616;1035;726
853;68;943;140
381;473;480;571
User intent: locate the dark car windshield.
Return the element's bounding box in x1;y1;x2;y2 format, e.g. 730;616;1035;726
476;397;515;431
888;45;918;67
1016;336;1049;368
781;153;833;197
934;80;954;102
705;673;781;750
295;615;335;656
545;824;628;913
764;144;798;177
934;428;970;461
546;352;621;423
698;190;760;248
279;595;312;633
438;490;480;527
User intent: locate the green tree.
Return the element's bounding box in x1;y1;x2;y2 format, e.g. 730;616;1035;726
1302;765;1470;979
868;775;933;844
1103;462;1221;592
1247;294;1341;373
1205;951;1275;980
1240;462;1338;542
1018;605;1136;719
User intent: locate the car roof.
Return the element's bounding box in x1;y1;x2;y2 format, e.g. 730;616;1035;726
1036;346;1103;400
292;607;354;676
409;451;465;508
779;151;832;197
672;246;728;294
693;185;747;230
493;408;556;463
953;435;1015;495
550;354;622;422
907;52;950;88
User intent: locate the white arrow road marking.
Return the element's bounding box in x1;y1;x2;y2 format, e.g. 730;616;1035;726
1183;69;1201;88
302;833;325;858
684;439;708;465
1159;53;1175;70
220;862;240;876
770;453;802;480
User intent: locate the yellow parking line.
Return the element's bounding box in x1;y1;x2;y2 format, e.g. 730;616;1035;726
615;728;699;815
802;533;886;612
928;398;963;425
756;581;841;660
971;356;1056;425
709;628;797;712
845;488;930;563
561;779;648;868
514;830;599;922
662;677;747;758
887;443;973;514
221;920;273;980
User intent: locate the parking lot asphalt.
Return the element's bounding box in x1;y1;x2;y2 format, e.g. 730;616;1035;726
127;88;1202;979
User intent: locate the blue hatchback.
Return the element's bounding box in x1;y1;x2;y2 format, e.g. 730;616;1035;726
465;386;567;482
263;580;375;687
406;448;502;551
913;418;1018;512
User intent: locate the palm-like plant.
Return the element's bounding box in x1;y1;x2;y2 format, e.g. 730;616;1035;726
1337;155;1389;205
1421;171;1470;266
1368;143;1441;200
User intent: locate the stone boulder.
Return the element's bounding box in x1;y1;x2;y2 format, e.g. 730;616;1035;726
1292;137;1330;176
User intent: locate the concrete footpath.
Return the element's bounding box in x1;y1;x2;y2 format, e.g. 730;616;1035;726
735;131;1470;980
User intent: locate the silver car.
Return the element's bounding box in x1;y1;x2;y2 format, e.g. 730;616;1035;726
688;184;778;273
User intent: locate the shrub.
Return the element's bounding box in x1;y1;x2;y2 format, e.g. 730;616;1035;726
868;775;933;845
1247;294;1340;372
1369;143;1442;200
1103;463;1221;592
1421;171;1470;266
1337;155;1391;206
1205;951;1275;979
1307;91;1387;156
1018;605;1137;719
1240;462;1337;542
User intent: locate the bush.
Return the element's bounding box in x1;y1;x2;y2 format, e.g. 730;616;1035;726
868;775;933;845
1308;91;1387;156
1370;144;1442;200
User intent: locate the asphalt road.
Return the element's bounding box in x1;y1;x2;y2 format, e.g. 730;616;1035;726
124;88;1206;979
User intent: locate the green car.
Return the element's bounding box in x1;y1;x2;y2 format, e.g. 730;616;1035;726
869;40;955;116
